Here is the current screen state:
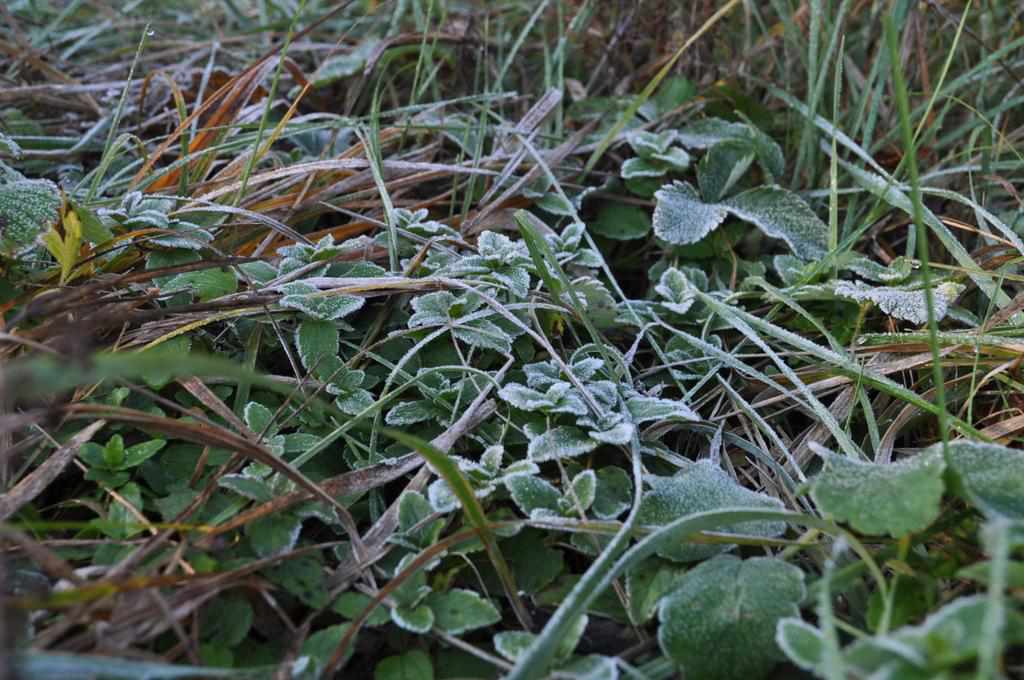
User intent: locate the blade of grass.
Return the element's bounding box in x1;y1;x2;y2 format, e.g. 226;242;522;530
884;14;950;459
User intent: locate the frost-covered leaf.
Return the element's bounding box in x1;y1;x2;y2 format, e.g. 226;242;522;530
809;448;945;536
398;491;444;548
843;595;1024;676
629;130;676;156
698;139;755;203
391;604;434;634
494;631;536;663
676;118;753;149
453;319;512;353
280;287;365;321
162;267;238;302
593;466;632;519
499;382;588;415
584;417;634;445
386;401;437;426
773;254;812;286
626;395;699;423
507;474;562;518
843;255;913;283
776;618;827;672
424;589;501;635
408;291;455;327
295;319;339;372
652;182;728;247
238;260;278;284
637;461;786;562
246;512;303;557
567;470;596;513
243;401;276;435
219;474;275;503
722;186;828;259
943;440;1024;519
626;558;686;625
654;267;697;315
0;178;62;255
658;555;805;680
833;280;964;324
527;426;598;462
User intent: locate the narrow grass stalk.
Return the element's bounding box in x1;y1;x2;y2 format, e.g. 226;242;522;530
884;15;950;458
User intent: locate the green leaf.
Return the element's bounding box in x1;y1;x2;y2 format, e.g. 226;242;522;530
590;202;651;241
775;618;826;672
391;604;435;633
280;285;365;321
625;395;698;423
637;461;786;562
104;482;144;539
567;470;596;513
944;440;1024;519
652;182;728;246
698;139;755;202
453;319;512;353
592;466;633;519
625;558;686;625
809;448;946;536
264;555;329;609
332;592;391;626
246;512;302;557
163;267;238;302
494;614;587;664
296;319;339;372
653;267;697;315
653;182;828;259
425;589;501;635
243;401;275;435
0;178;61;256
374;650;434;680
301;624;355;674
658;555;805;680
398;490;444;548
507;474;562;518
386;401;437;426
218;474;274;503
833;281;964;324
383;428;533;630
722;186;828;259
527;426;598;462
203;595;253;647
120;439;167;469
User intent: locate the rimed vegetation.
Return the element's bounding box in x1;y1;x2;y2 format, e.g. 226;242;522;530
2;1;1023;679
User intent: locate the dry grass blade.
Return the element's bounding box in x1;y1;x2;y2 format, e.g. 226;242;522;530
0;421;106;521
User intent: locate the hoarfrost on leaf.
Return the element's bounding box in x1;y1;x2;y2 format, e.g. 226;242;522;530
809;448;946;536
637;460;786;562
657;555;805;680
833;280;964;324
527;425;599;462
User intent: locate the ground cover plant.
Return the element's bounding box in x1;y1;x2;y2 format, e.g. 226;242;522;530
1;0;1024;678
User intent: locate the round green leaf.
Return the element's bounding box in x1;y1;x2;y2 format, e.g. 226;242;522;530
658;555;805;680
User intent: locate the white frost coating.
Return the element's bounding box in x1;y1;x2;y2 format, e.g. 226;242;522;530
652;181;728;247
833;280;964;325
653;181;828;259
657;555;805;679
637;460;786;562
